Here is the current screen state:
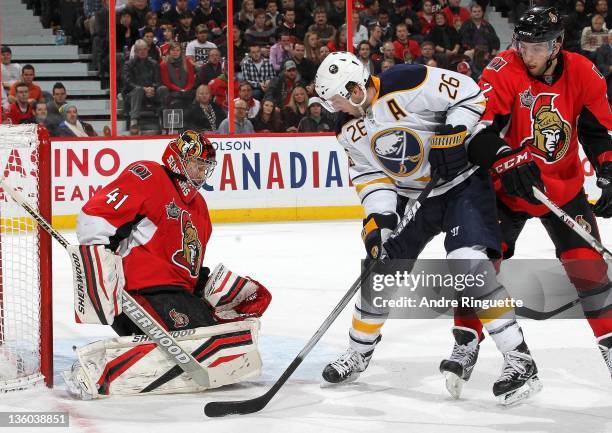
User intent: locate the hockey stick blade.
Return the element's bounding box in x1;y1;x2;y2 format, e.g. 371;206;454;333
203;176;440;417
516;298;580;320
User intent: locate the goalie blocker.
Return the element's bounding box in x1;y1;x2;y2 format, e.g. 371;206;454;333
64;263;271;398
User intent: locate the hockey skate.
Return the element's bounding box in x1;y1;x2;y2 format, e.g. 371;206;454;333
439;327;481;399
493;342;542;405
597;334;612;379
322;347;373;384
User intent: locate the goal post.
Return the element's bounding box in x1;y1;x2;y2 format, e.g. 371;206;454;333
0;124;52;391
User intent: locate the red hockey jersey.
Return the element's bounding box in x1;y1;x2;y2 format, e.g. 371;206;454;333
76;160;212;293
479;49;612;216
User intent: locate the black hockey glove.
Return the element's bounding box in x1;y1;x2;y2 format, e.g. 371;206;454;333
593;162;612;218
492;146;544;205
193;266;211;298
428;125;469;181
362;212;398;259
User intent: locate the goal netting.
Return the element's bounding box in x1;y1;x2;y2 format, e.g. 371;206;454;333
0;124;52;392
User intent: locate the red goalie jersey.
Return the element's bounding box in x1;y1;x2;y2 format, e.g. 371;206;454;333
479;49;612;216
76;160;212;293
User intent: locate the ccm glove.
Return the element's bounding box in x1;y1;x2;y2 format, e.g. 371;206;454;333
492;146;544;205
428;125;469;181
593;162;612;218
362;212;399;259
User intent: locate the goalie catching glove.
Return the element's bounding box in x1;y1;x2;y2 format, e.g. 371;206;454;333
198;263;272;322
68;245;124;325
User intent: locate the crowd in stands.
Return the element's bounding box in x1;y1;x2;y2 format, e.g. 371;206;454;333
2;0;611;135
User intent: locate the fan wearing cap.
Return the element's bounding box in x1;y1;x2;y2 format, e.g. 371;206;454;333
186;24;218;69
464;6;612;382
297;97;332;132
264;59;302;108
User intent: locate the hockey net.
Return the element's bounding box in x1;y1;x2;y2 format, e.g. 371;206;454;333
0;124;52;392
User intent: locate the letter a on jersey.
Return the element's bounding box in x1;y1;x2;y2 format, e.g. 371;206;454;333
172;210;203;278
521;94;572;163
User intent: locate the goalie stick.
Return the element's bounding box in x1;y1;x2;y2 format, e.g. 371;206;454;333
0;176;211;388
203;175;441;417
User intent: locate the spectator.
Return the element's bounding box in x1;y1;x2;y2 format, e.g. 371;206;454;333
233;27;249;75
125;0;150;29
380;58;395;72
368;24;384;55
186;24;218;68
245;8;277;46
8;65;44;105
123;39;169;128
1;46;22;92
581;14;611;59
84;0;104;36
443;0;471;31
328;0;346;29
276;7;304;40
377;11;394;42
161;0;190;27
393;23;421;61
92;0;110;77
357;41;376;75
319;45;331;63
459;3;500;58
595;41;612;75
117;9;139;54
236;0;256;32
139;11;164;42
360;0;380;29
241;45;276;100
565;1;591;53
150;0;198;14
160;41;196;109
265;59;300;107
34;101;55;133
427;12;461;58
159;25;176;57
5;83;35;125
282;85;308;132
280;0;309;28
455;60;472;77
352;9;369;48
176;11;196;43
269;32;293;72
298;97;332;132
198;48;222;85
375;41;399;73
470;45;491;81
414;40;446;68
417;0;436;36
266;1;281;28
218;99;254;134
328;24;348;52
130;27;162;62
46;82;68;129
304;32;321;65
185;84;225;131
594;0;611;29
390;2;422;37
55;104;97;137
307;7;336;45
193;0;225;35
235;81;261;119
252;99;283;132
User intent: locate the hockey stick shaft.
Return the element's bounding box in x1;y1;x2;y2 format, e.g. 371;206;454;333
204;175;440;417
532;187;612;261
0;177;211;387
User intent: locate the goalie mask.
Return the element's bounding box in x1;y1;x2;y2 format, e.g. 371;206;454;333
315;51;370;113
162;130;217;203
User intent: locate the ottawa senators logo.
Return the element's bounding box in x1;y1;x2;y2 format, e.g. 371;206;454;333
575;215;592;234
521;94;571;163
171;211;203;277
169;308;189;328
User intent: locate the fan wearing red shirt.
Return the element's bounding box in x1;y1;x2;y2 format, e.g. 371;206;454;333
392;23;421;61
5;82;34;124
451;7;612;389
443;0;471;31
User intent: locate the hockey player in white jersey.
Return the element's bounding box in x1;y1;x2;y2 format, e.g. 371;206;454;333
315;52;541;404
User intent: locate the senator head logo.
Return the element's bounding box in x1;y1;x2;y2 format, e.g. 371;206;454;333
172;210;203;278
371;128;424;177
521;93;571;163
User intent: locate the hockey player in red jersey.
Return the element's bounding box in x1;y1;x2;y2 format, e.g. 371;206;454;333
63;131;272;399
442;6;612;396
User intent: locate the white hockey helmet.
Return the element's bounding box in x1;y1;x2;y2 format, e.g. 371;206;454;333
315;51;370;112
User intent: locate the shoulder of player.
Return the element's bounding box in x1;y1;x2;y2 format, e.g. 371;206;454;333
377;64;429;98
562;50;604;79
479;49;524;85
120;160;166;182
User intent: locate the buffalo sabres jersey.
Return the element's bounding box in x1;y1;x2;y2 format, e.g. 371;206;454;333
336;64;487;215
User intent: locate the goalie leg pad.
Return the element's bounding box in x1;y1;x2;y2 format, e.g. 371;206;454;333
62;320;262;399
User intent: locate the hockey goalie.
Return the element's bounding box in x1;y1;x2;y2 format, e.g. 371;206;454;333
62;130;271;399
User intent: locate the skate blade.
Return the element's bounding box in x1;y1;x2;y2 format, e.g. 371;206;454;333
320;372;361;388
443;371;464;399
497;376;542;406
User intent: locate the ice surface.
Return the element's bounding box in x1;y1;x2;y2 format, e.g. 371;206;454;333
1;219;611;433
